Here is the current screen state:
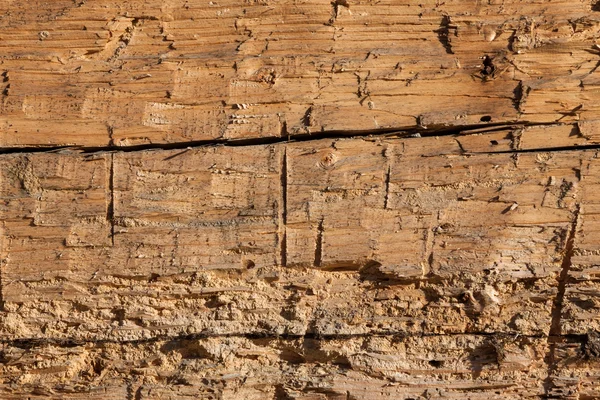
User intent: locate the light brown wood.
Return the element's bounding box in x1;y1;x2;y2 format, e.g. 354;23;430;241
0;133;596;396
3;0;600;398
0;335;551;399
2;0;600;147
0;136;580;340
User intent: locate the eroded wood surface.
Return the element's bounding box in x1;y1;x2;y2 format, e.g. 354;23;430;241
0;132;598;397
2;0;600;147
3;0;600;398
0;335;551;399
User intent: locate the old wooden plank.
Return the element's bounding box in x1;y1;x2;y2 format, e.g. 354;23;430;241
0;134;584;341
0;335;549;399
1;1;600;146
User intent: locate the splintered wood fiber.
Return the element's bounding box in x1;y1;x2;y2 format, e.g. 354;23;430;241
1;0;600;399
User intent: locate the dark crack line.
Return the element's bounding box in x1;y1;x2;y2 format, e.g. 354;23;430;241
314;218;324;268
0;331;590;349
108;153;115;246
544;203;581;396
462;143;600;155
0;121;572;156
383;163;391;209
455;138;467;153
280;147;288;268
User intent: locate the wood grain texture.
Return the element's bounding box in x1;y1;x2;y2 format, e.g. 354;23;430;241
4;0;600;398
0;335;551;399
2;133;597;397
0;135;585;345
2;0;600;147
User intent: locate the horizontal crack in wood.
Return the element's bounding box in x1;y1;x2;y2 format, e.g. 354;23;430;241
0;121;575;155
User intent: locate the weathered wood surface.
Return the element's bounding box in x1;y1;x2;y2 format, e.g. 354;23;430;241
3;0;600;398
0;136;580;341
0;335;551;399
2;0;600;147
0;132;598;397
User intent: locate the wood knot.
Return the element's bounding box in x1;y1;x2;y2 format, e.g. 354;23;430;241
318;153;338;169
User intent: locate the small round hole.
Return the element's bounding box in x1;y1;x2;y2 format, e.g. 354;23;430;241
429;360;444;368
490;140;499;146
244;260;256;269
480;116;492;122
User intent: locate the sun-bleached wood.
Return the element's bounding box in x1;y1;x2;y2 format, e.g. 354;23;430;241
2;0;600;147
0;135;584;342
3;0;600;398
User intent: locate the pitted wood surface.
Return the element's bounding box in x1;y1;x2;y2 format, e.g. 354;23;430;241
3;1;600;398
2;0;600;147
0;136;581;341
0;133;597;397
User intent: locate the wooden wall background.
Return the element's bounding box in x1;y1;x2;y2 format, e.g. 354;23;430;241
1;0;600;398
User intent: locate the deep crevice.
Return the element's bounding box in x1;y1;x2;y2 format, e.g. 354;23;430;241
280;148;288;268
108;153;115;246
544;203;581;396
466;143;600;155
435;15;455;54
383;164;391;209
0;331;589;349
0;121;576;156
314;218;324;268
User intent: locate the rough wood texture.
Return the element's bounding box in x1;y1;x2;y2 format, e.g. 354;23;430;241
3;0;600;399
0;134;595;397
0;137;580;340
0;335;550;399
1;0;600;147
